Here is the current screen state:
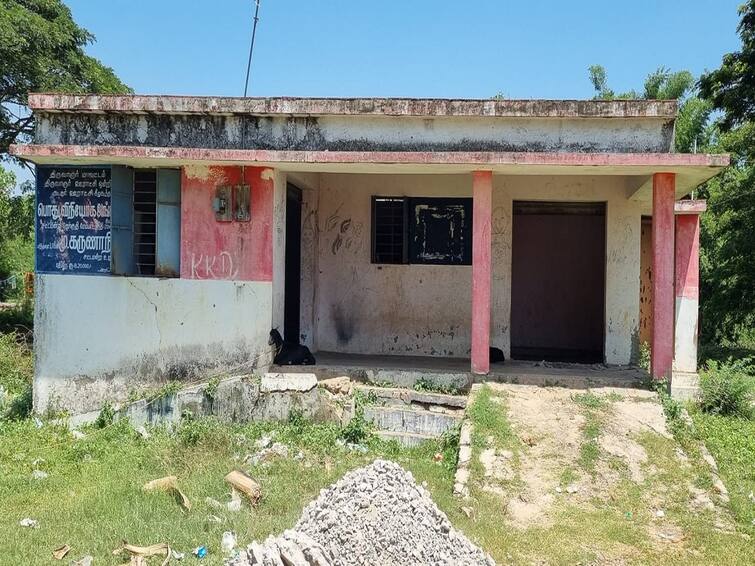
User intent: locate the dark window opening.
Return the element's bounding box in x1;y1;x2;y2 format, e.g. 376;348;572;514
371;197;407;264
133;170;157;276
371;196;472;265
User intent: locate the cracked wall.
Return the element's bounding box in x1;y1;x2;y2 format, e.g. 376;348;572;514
33;275;273;414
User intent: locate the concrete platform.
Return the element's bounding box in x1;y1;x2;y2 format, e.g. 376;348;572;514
274;352;648;391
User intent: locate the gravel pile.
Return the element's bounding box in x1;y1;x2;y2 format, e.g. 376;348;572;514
230;459;494;565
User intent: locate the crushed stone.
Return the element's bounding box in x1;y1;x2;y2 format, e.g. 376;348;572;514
229;459;494;565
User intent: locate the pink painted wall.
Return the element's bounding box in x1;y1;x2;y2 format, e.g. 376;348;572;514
180;166;273;281
675;214;700;301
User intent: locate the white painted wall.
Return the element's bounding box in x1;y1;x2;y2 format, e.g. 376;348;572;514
674;296;698;373
34;275;273;414
312;173;643;365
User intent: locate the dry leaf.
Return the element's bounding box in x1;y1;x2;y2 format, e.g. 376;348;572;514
224;470;262;506
114;541;172;566
52;544;71;560
143;476;191;511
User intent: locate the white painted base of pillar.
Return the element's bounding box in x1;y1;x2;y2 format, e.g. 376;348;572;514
670;371;700;401
674;296;699;374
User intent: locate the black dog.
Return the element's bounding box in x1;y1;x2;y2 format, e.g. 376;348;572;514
489;346;506;364
269;329;316;365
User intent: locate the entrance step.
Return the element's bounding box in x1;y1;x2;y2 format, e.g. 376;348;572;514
377;430;439;448
363;405;462;437
355;384;467;412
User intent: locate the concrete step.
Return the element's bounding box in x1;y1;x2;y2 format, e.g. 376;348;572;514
364;405;462;436
355;384;467;411
377;430;439;448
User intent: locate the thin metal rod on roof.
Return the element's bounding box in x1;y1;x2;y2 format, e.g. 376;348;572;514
243;0;261;97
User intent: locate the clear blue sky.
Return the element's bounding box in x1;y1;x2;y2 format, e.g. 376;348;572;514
67;0;742;99
7;0;745;185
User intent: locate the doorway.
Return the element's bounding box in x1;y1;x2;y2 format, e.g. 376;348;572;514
510;201;606;363
284;184;302;343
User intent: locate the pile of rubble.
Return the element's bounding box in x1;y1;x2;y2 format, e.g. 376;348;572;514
230;459;494;565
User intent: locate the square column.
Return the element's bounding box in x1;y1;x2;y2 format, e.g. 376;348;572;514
651;173;675;381
471;171;493;374
674;205;704;373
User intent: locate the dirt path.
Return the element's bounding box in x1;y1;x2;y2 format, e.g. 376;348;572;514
467;383;745;563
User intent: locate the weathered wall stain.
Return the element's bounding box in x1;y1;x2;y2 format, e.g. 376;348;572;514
36;113;675;154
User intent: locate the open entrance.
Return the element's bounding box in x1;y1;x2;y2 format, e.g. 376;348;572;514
284;184;302;343
510;201;606;363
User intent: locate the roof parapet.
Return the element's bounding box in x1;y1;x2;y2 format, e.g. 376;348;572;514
27;94;678;119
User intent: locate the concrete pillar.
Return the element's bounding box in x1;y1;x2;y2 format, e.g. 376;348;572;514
471;171;492;374
651;173;675;381
674;208;702;373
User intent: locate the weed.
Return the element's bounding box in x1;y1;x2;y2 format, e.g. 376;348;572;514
698;358;754;418
571;392;607;410
639;341;651;372
413;377;464;396
145;381;183;404
468;385;516;451
94;402;116;429
205;376;221;400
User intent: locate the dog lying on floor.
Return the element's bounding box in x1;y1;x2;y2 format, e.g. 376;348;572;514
490;346;506;363
269;329;316;365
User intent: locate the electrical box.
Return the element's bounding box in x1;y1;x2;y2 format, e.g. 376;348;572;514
234;184;251;221
213;185;232;221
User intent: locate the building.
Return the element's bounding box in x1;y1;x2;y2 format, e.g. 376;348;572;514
10;94;728;415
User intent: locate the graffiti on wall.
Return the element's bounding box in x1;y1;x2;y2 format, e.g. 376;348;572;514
323;204;364;256
190;251;239;279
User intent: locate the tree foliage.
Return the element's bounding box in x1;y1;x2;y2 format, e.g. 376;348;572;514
587;64;712;153
0;0;132;155
697;1;755;341
700;0;755;131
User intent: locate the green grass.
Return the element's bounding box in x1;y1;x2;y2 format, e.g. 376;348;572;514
0;329;33;420
0;415;462;566
572;392;611;473
691;408;755;531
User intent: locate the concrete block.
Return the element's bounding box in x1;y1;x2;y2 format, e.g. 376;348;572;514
364;406;461;436
211;376;261;423
262;373;317;393
670;371;700;401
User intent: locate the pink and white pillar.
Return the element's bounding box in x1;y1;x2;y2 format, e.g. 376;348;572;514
674;202;705;373
471;171;492;374
651;173;676;381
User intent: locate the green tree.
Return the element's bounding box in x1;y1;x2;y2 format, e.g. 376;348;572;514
0;1;130;296
587;64;712;153
1;0;132;156
697;1;755;341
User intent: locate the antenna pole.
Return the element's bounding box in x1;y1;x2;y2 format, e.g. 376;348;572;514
244;0;261;97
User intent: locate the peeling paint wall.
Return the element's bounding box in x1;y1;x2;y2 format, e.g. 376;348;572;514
491;176;643;365
35;113;674;154
312;174;642;364
181;165;274;281
315;174;473;357
34;275;273;415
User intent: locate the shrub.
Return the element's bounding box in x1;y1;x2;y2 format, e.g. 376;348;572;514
698;358;755;418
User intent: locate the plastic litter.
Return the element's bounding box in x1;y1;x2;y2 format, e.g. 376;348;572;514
19;518;38;528
221;531;237;554
32;469;48;480
193;546;208;559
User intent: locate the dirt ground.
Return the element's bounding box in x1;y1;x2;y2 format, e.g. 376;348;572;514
469;383;748;563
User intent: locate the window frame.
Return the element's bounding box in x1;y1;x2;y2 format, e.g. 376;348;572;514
370;195;473;266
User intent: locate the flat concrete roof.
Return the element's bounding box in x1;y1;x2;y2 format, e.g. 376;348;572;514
11;143;728;201
27;93;678;119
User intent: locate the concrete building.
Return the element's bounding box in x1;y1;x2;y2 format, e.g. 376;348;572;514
11;94;728;415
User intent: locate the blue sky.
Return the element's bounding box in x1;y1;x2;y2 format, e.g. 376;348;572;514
63;0;743;99
7;0;745;184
